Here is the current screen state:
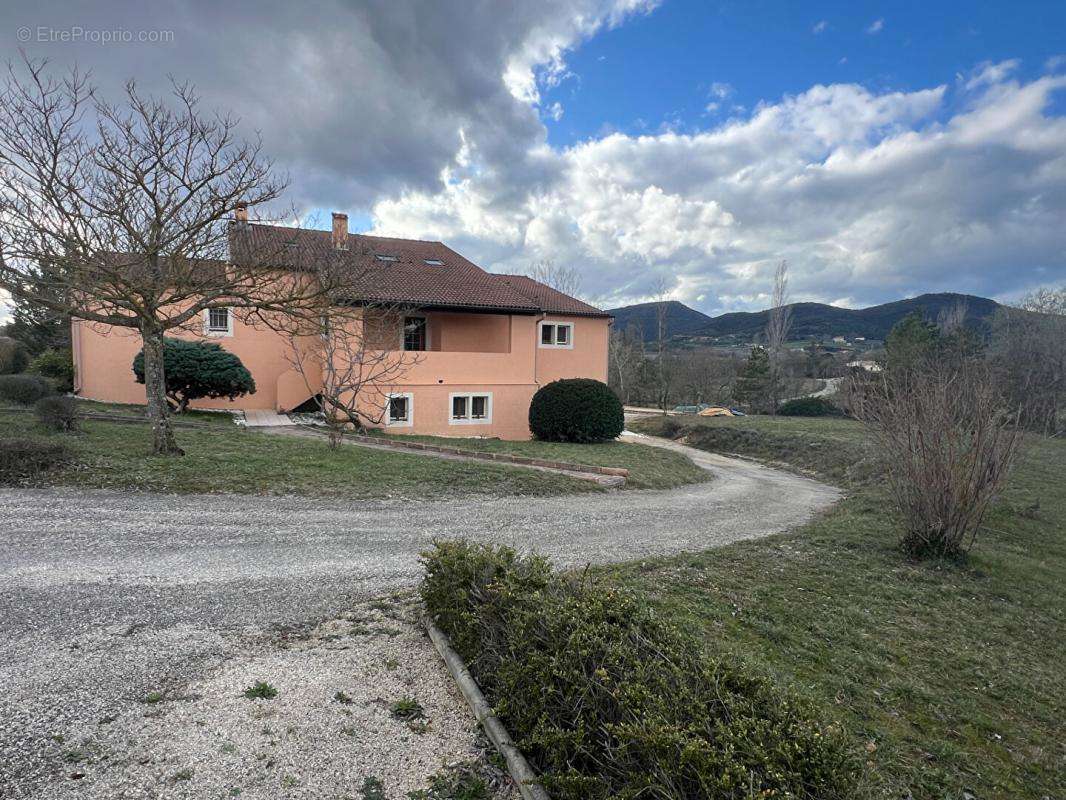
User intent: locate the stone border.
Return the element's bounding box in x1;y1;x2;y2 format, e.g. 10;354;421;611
347;433;629;478
423;616;551;800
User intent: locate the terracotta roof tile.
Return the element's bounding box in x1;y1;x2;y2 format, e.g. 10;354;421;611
492;274;611;318
228;223;608;317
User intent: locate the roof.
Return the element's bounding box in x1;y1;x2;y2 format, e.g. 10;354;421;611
493;274;612;318
229;223;608;317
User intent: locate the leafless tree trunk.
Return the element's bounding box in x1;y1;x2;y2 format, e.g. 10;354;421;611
844;358;1022;558
764;260;792;415
526;259;582;298
652;279;673;412
0;57;354;455
279;302;422;448
608;326;643;405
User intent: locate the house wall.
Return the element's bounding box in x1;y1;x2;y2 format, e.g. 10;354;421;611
71;314;314;412
73;307;611;440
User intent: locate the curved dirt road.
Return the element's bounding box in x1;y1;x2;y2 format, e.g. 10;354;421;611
0;438;839;797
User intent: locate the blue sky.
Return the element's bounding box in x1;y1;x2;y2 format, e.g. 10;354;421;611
4;0;1066;315
546;1;1066;147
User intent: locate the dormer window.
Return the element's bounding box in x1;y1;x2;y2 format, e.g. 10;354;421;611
375;254;398;262
423;259;444;265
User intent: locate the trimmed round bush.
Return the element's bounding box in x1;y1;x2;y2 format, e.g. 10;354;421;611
778;396;843;417
0;437;70;484
28;348;75;393
35;395;80;433
529;378;623;443
133;338;256;412
0;374;54;405
0;336;30;375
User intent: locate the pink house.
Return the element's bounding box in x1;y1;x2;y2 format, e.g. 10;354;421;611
71;213;612;440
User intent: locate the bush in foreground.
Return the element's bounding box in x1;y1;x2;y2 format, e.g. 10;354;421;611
34;395;79;433
0;336;30;374
421;540;860;799
0;438;70;484
778;396;843;417
0;374;53;405
28;348;75;393
528;378;623;443
133;338;256;412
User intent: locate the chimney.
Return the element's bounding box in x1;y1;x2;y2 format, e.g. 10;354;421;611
332;212;349;249
234;201;248;223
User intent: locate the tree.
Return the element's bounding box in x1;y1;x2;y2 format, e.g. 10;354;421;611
277;289;423;448
607;325;643;405
884;312;940;373
846;356;1021;558
650;278;675;411
733;346;771;412
0;58;352;455
132;338;256;413
764;260;793;414
527;259;582;298
0;336;29;374
989;288;1066;435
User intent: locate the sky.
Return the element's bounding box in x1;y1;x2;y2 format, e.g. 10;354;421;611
2;0;1065;315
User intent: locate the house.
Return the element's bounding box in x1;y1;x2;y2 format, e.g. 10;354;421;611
70;211;612;440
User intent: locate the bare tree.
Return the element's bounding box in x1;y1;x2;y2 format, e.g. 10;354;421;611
0;58;349;454
990;288;1066;435
845;357;1021;558
278;299;423;448
1018;285;1066;316
764;260;793;414
650;278;674;412
608;325;643;404
527;259;582;298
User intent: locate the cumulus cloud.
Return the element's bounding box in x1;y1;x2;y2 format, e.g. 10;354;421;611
371;69;1066;312
1;0;657;213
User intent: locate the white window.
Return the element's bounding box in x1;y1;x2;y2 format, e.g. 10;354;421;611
449;392;492;425
204;307;233;336
538;321;573;349
386;392;413;427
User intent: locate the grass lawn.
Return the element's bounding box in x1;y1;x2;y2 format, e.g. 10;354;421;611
617;414;1064;799
0;408;598;499
380;431;710;490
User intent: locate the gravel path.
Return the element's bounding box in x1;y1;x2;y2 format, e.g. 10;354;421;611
0;437;840;798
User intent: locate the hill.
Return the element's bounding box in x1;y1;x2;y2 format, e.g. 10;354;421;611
606;300;714;339
608;293;1002;343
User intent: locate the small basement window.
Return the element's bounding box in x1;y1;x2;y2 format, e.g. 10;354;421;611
449;393;491;424
205;307;232;335
539;321;573;348
387;393;412;426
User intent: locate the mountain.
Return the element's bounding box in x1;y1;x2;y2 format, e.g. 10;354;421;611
605;300;714;339
608;293;1003;343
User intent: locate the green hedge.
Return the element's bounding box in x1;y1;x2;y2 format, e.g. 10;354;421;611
0;438;70;484
28;348;75;393
421;540;860;799
0;374;54;405
528;378;623;443
778;396;843;417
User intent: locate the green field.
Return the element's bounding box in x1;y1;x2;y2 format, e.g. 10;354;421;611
382;431;710;490
0;403;705;498
621;414;1064;799
0;409;593;498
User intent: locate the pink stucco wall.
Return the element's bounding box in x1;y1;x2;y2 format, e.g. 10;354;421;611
72;309;610;440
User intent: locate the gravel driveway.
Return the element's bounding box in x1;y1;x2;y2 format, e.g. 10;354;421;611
0;438;840;798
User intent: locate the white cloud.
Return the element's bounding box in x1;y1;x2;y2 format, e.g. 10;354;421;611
866;18;884;34
371;69;1066;312
812;20;828;34
547;102;565;121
